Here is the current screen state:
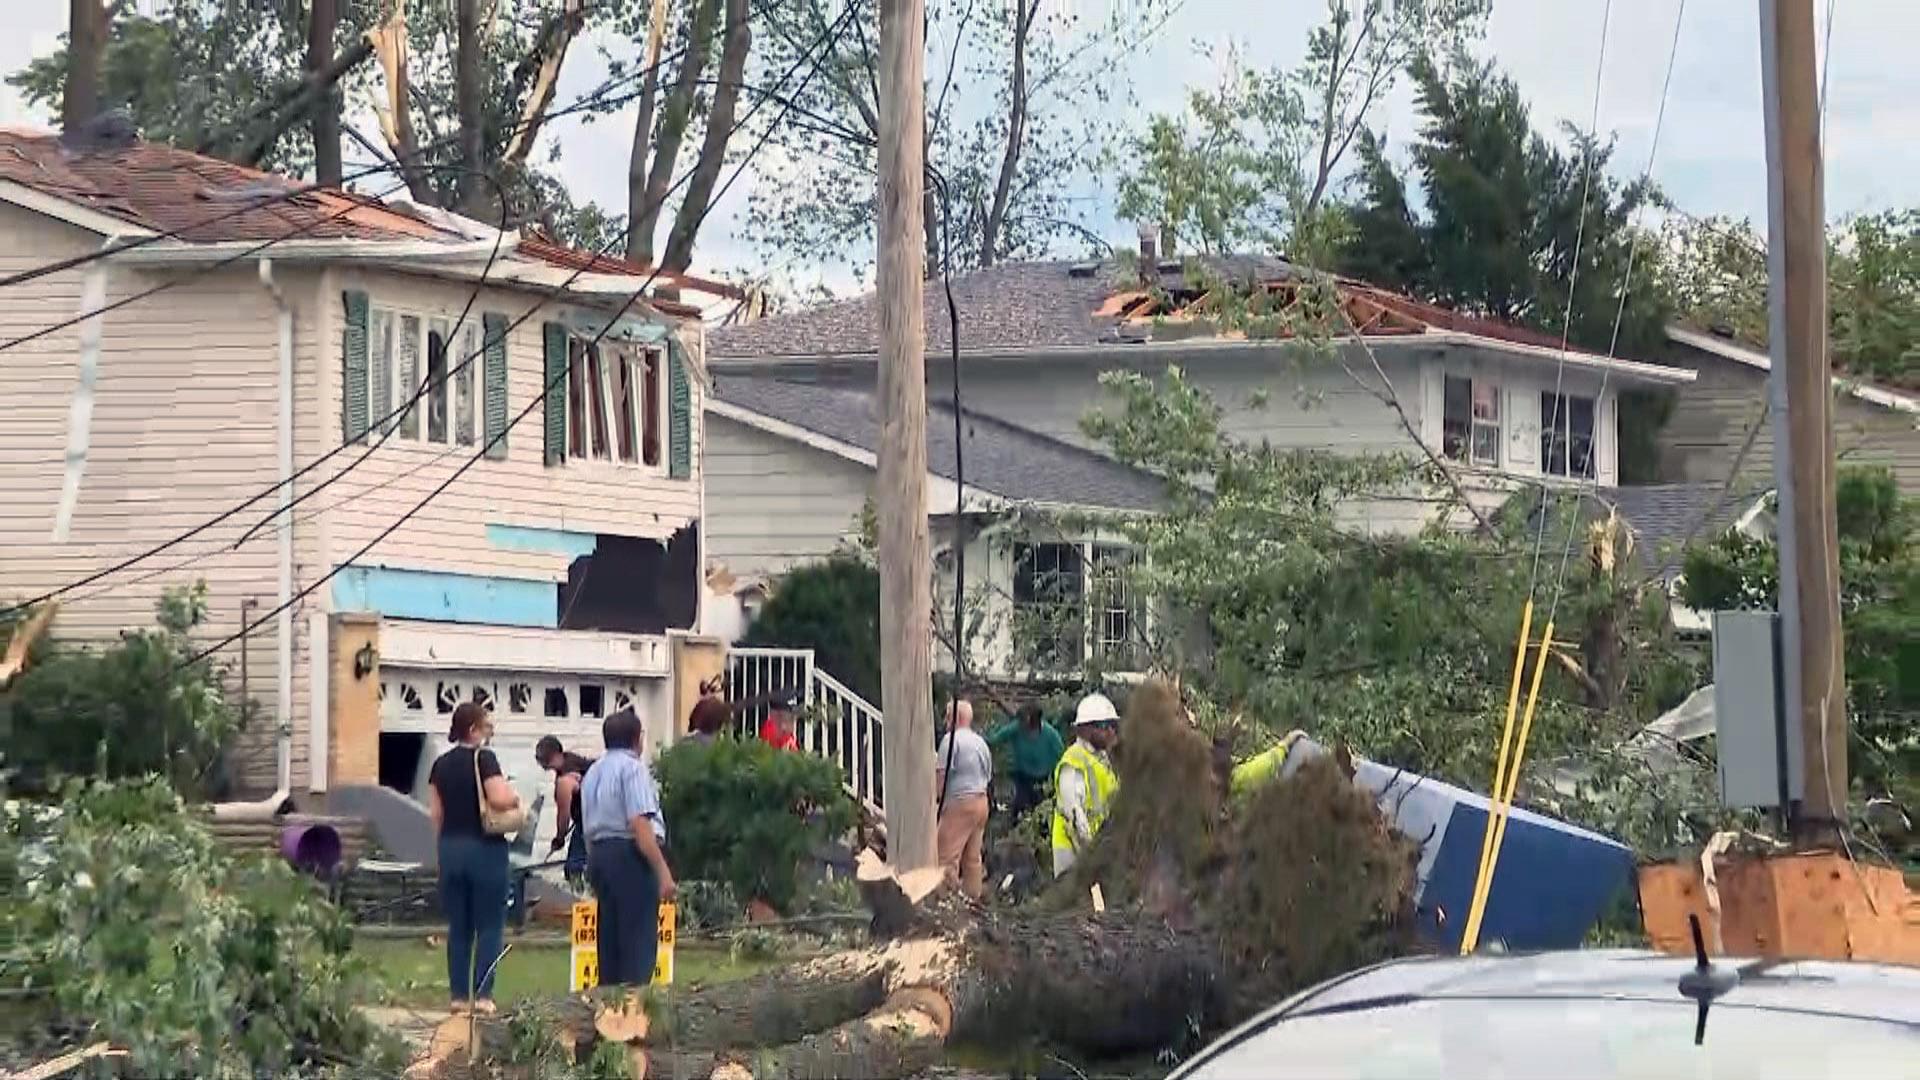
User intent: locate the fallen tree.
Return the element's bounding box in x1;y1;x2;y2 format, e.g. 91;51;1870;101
416;680;1413;1078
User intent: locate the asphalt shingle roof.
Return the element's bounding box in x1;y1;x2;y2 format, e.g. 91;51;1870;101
709;255;1297;359
1603;482;1769;574
712;375;1167;512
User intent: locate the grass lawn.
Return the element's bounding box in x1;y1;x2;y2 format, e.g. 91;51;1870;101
360;930;791;1008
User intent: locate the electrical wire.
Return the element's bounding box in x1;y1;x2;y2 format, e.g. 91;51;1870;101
0;0;786;293
178;2;859;671
4;1;836;621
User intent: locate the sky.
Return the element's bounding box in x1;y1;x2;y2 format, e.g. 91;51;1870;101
3;0;1917;298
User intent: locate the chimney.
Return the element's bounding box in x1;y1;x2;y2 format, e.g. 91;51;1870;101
1136;222;1158;266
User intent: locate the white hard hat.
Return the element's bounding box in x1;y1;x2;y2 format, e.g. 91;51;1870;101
1074;692;1120;726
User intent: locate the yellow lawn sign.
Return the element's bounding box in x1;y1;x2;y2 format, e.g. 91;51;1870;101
569;899;676;991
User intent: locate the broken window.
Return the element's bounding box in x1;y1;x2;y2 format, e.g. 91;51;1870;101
1443;375;1501;466
369;305;494;449
562;336;668;471
1540;392;1597;478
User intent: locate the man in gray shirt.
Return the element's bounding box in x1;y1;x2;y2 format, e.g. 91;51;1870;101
935;699;993;899
581;707;676;986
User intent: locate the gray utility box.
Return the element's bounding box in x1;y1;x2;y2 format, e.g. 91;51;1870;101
1712;610;1803;809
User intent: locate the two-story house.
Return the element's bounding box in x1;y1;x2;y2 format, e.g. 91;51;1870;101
703;245;1696;679
0;127;729;834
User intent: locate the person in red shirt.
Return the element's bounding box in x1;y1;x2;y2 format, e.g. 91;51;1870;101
759;707;799;752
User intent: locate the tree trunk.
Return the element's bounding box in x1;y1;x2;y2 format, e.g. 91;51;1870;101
370;0;439;205
454;0;485;215
501;0;586;168
306;0;342;186
62;0;107;134
660;0;751;273
625;0;671;262
978;0;1036;271
630;0;720;266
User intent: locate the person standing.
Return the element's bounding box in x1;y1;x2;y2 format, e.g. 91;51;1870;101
1050;693;1120;879
428;702;521;1015
581;707;677;986
534;735;594;884
988;702;1065;821
934;699;993;900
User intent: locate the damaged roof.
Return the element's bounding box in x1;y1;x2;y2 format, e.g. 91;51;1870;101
1503;481;1770;580
711;375;1168;512
709;255;1687;383
0;126;740;304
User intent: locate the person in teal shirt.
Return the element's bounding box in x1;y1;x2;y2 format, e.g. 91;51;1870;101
988;703;1066;821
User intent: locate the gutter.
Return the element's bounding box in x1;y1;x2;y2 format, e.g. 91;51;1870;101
708;332;1699;386
257;259;295;804
111;235;517;266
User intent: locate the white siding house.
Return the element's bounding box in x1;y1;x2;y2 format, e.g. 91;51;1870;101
0;131;727;841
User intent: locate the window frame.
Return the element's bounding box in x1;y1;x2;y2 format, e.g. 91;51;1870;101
369;303;491;451
1540;390;1598;479
1010;539;1148;674
562;335;668;473
1442;374;1502;468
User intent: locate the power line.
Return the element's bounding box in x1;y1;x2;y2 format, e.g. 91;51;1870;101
178;3;858;670
1;1;821;621
0;0;785;293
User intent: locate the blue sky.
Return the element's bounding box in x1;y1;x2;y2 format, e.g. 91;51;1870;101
5;0;1915;294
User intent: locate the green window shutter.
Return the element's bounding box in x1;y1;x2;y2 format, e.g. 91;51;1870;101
668;348;692;480
542;321;568;466
483;312;510;460
341;290;370;442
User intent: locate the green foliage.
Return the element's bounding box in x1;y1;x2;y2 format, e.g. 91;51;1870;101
1681;468;1919;807
1114;54;1307;255
1;584;241;800
1071;367;1721;854
10;778;401;1078
1661;210;1920;389
744;555;882;702
654;737;857;912
1337;54;1672;355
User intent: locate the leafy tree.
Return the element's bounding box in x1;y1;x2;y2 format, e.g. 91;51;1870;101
1;584;242;800
1113;0;1486;257
744;555;882;701
654;736;857;911
1679;467;1919;811
1338;54;1672;355
10;778;402;1077
1075;366;1719;853
745;0;1175;278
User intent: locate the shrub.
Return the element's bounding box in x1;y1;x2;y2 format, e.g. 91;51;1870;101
12;778;401;1077
1;584;241;799
655;736;857;912
744;556;881;701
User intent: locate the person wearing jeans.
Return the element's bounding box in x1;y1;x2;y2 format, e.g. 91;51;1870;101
581;707;677;986
428;702;521;1015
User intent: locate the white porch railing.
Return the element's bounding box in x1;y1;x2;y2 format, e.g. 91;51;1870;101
724;647;885;813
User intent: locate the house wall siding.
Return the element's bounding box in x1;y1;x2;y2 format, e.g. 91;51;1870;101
311;265;704;591
0;204;322;795
702;414;869;577
1656;340;1920;495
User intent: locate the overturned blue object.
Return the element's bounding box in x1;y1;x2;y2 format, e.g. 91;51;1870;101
1353;760;1635;952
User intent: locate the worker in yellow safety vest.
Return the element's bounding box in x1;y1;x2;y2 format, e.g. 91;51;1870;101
1051;693;1121;878
1228;730;1332;797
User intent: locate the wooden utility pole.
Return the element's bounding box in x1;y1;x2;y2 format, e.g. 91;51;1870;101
875;0;936;870
1759;0;1846;838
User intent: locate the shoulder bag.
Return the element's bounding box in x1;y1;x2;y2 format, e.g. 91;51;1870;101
473;748;529;837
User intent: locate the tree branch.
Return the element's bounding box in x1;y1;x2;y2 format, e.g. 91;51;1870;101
630;0;719;265
369;1;439;205
501;0;587;167
662;0;750;272
225;37;374;170
980;0;1037;268
625;0;672;261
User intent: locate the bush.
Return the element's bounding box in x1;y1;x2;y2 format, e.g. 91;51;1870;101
11;778;401;1077
744;556;881;701
1;585;241;799
655;736;857;912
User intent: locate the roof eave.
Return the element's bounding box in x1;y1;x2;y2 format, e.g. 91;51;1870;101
1666;323;1920;417
0;179;157;239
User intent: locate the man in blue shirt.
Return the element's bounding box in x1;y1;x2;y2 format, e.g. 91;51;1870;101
581;707;677;986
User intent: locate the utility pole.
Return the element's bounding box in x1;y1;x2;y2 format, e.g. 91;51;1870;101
1759;0;1846;840
875;0;937;869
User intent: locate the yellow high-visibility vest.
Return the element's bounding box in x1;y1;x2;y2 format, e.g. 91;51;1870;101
1050;742;1118;856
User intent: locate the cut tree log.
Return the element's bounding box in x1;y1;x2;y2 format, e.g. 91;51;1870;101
856;847;954;937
